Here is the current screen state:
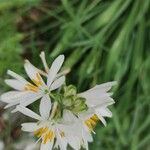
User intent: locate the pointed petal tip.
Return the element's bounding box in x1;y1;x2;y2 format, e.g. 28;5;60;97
25;59;28;63
103;123;107;127
7;70;14;76
101;118;107;126
4;105;9;109
4;79;13;85
58;54;65;60
11;109;18;113
111;81;117;86
4;79;8;84
7;69;11;74
39;51;45;57
40;51;45;54
108;99;115;106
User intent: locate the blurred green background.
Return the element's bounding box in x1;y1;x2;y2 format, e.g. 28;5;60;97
0;0;150;149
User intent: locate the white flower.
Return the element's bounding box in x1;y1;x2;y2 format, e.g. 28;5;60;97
63;108;114;149
15;104;87;150
0;54;65;111
62;110;93;150
78;81;117;126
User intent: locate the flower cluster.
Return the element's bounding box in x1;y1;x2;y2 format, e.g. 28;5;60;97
1;52;116;150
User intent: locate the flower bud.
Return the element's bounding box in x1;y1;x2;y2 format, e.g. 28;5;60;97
63;85;77;97
62;96;74;107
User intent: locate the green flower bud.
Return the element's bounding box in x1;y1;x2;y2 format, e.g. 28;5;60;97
63;85;77;97
62;96;74;107
72;97;88;113
50;84;88;116
74;97;86;105
72;103;88;114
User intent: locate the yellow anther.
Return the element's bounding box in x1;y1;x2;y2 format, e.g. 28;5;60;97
34;128;55;144
85;114;99;131
43;130;55;144
85;120;93;130
91;114;99;121
24;73;43;92
24;83;39;92
32;73;43;87
34;127;48;137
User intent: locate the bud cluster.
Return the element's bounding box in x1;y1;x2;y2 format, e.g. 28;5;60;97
50;85;88;120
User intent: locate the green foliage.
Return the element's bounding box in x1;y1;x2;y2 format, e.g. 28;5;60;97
0;0;150;149
0;0;41;90
0;0;39;10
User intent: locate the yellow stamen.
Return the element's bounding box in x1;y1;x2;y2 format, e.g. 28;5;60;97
43;130;55;144
34;127;48;137
85;114;99;131
24;73;43;92
34;127;55;144
32;73;43;87
92;114;99;121
24;83;39;92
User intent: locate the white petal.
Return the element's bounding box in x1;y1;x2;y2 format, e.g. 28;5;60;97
40;140;54;150
7;70;27;83
89;81;117;92
96;107;112;118
63;110;77;123
79;92;112;100
1;91;29;103
25;143;37;150
67;136;80;150
50;76;65;91
83;140;89;150
56;130;67;150
79;92;114;106
47;55;64;87
16;105;42;120
93;101;115;109
4;102;18;109
24;60;44;84
82;130;93;142
78;110;94;121
81;130;92;150
40;51;49;73
40;95;51;120
100;117;107;126
24;60;38;79
20;92;42;107
5;79;26;91
95;112;107;126
21;122;38;132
